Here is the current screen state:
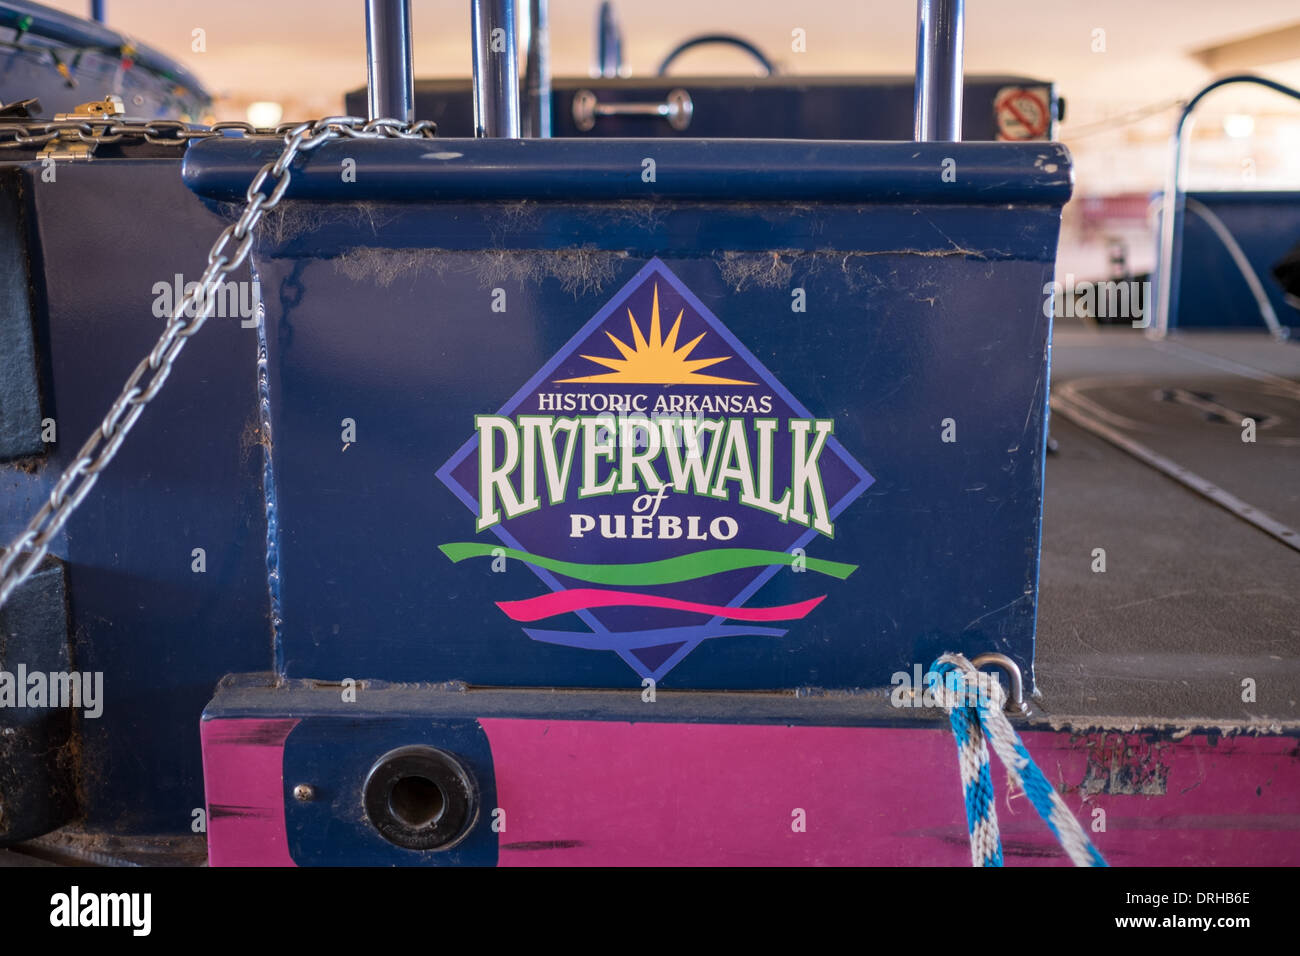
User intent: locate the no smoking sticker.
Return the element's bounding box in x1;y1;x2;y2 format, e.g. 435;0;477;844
995;86;1051;140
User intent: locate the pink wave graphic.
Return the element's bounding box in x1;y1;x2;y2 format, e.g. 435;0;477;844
496;588;826;623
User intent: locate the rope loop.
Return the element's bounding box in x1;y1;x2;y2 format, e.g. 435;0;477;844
929;653;1108;868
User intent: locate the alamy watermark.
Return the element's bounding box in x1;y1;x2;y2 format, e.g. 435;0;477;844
890;663;1001;709
152;273;261;327
1044;274;1151;328
0;665;103;718
50;886;150;935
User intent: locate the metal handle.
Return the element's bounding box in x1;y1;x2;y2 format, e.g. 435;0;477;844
656;34;776;77
572;88;693;132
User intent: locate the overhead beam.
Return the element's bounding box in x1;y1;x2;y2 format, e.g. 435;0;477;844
1192;22;1300;72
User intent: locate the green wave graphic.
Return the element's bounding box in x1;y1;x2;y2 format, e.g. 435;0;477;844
438;543;857;585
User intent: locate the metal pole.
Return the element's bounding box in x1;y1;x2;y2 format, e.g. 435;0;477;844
595;1;621;79
913;0;964;142
521;0;552;137
90;0;105;23
472;0;522;138
365;0;414;123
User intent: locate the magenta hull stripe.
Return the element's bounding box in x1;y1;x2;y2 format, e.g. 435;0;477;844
479;720;1300;867
200;716;1300;866
201;717;299;867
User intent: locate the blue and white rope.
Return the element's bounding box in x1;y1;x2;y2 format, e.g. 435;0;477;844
929;653;1108;868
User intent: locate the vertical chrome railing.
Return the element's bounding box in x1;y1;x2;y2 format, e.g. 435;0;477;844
364;0;415;123
521;0;552;137
1153;75;1300;338
913;0;964;142
472;0;522;137
594;1;623;79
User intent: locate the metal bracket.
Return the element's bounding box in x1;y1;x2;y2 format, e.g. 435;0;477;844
38;94;126;161
0;98;41;119
572;88;693;133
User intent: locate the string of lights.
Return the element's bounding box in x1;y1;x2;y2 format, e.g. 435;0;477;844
1;12;209;118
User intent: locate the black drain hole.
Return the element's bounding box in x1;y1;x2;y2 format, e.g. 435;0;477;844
363;746;477;851
388;774;445;829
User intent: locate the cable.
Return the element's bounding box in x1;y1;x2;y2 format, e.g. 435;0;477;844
1185;197;1288;339
1060;98;1185;139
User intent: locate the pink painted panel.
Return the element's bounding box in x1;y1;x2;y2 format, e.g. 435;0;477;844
1011;731;1300;867
479;720;1300;867
200;717;299;867
200;714;1300;866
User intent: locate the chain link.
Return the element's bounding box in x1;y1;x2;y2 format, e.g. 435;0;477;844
0;116;436;609
0;115;437;149
0;118;210;148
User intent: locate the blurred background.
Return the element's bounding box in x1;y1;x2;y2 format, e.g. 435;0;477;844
29;0;1300;276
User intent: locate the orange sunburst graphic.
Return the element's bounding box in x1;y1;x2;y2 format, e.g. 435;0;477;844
556;284;755;385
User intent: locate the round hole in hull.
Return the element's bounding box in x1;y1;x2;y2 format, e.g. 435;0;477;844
363;746;476;851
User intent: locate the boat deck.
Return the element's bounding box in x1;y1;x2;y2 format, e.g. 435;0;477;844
1037;329;1299;731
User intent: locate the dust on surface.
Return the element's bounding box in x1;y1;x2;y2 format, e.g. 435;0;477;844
717;247;987;293
331;245;626;297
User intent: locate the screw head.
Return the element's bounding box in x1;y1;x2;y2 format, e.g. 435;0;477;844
292;783;316;802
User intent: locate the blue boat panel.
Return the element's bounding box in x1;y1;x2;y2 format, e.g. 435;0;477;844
1170;190;1300;333
181;139;1070;692
0;159;270;832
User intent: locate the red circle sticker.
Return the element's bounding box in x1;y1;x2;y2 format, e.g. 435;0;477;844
995;87;1050;140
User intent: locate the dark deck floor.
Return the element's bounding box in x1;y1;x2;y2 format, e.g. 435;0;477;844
1034;330;1300;731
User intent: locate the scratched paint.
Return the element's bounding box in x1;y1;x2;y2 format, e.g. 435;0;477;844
1076;733;1173;796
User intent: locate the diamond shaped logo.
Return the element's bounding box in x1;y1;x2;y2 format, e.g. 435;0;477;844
436;259;874;681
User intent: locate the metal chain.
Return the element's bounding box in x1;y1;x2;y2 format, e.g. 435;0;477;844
0;115;436;609
0;116;437;149
0;118;254;148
